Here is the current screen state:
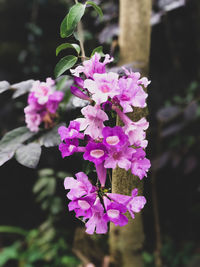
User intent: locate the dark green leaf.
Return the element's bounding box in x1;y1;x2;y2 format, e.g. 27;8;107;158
56;43;80;56
0;127;35;151
90;46;105;57
86;1;103;17
0;81;10;94
15;143;41;168
39;123;65;147
55;55;78;78
11;80;34;98
0;226;27;236
0;242;20;266
60;3;86;38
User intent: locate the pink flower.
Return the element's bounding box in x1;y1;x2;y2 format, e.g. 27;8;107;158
114;108;149;148
108;188;146;219
131;148;151;179
58;121;83;141
71;53;113;79
24;78;63;132
59;139;79;158
83;142;108;165
117;77;148;113
24;106;42;132
64;172;96;201
103;197;128;226
31;78;55;105
104;146;134;171
84;72;119;104
123;118;149;148
102;126;128;151
68;193;96;219
76;105;108;139
85;198;108;235
123;68;151;88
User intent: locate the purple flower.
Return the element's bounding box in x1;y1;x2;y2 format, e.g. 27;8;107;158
59;139;79;158
71;53;113;79
68;193;96;219
64;172;96;200
71;86;91;101
123;68;151;88
104;146;134;171
85;198;108;235
84;72;120;104
102;126;128;151
24;105;42;132
131;148;151;179
58;121;85;158
108;188;146;219
117;77;148;113
95;162;107;187
126;189;146;219
83;142;108;165
76;105;108;139
58;121;83;141
24;78;63;132
114;108;149;148
103;197;128;226
74;76;84;88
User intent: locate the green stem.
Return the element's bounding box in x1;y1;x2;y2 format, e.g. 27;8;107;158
0;225;28;236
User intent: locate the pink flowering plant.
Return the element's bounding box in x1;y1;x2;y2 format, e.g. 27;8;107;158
58;52;151;234
0;0;151;235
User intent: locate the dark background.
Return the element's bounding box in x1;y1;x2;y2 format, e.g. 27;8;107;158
0;0;200;266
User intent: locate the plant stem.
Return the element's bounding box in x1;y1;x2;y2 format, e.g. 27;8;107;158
74;0;86;61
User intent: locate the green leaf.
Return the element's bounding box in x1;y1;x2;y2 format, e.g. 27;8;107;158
0;226;27;236
90;46;105;57
0;242;20;266
56;43;80;56
0;81;10;94
0;150;15;167
60;3;86;38
55;55;78;78
39;123;65;147
86;1;103;17
0;127;35;151
15;143;41;168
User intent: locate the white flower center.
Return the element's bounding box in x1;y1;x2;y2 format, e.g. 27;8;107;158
69;145;75;152
90;149;104;158
106;136;120;145
107;209;120;219
69;129;77;137
101;84;110;93
78;200;90;210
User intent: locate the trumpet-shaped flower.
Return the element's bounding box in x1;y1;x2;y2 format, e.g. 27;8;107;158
76;105;108;139
84;72;119;104
71;53;113;79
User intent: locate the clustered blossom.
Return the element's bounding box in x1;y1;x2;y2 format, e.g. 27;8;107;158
64;172;146;234
59;53;151;234
24;78;64;132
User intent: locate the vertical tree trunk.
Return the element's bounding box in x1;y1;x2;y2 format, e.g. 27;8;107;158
109;1;152;267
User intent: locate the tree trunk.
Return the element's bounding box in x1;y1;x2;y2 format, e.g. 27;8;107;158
109;1;152;267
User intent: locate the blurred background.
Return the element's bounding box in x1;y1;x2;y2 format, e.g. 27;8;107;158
0;0;200;266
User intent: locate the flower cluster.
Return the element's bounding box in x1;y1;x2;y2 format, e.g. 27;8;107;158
24;78;64;132
64;172;146;235
59;53;151;234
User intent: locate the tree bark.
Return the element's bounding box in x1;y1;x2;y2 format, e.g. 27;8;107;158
109;1;152;267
